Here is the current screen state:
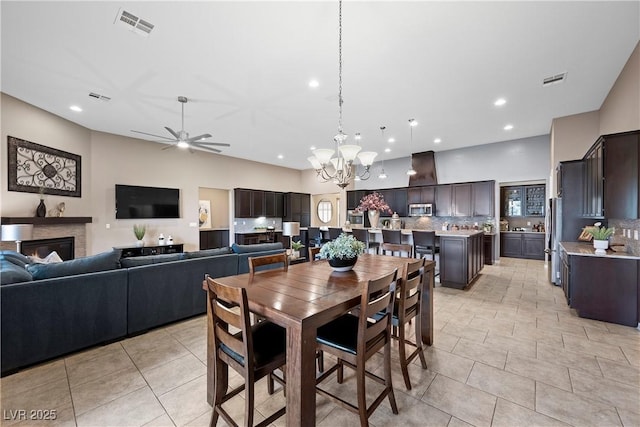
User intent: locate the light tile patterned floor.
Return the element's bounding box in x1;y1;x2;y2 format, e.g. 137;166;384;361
2;258;639;426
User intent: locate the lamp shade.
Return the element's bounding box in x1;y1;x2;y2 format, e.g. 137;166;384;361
357;151;377;166
282;222;300;237
1;224;33;242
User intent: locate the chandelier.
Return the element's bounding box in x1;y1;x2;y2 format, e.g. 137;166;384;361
307;0;377;189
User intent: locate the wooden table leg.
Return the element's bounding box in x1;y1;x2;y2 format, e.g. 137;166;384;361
421;263;435;346
286;323;317;426
206;293;214;404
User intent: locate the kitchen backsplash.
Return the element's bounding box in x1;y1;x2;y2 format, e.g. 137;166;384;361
403;216;496;231
609;219;640;256
234;217;283;233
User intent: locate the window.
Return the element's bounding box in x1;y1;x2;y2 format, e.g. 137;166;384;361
317;200;333;223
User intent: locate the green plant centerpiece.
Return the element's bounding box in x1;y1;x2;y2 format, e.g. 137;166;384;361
133;224;146;247
587;222;613;255
320;233;365;271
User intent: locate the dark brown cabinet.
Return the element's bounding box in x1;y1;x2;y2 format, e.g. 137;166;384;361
582;139;604;218
200;230;229;249
501;184;545;217
483;234;494;265
473;181;495;217
234;189;284;218
435;185;452;217
452;184;472;217
234;189;252;217
347;190;368;210
407;186;435;205
500;232;544;260
439;232;484;289
284;192;311;227
407;188;421;204
120;244;184;258
603;131;639;219
264;191;283;218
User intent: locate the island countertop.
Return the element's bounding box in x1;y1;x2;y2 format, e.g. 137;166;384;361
560;242;640;260
360;228;484;237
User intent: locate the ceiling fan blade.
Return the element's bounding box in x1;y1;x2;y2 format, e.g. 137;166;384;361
185;133;212;143
131;130;176;141
164;127;181;140
161;144;177;151
195;142;231;147
191;143;222;153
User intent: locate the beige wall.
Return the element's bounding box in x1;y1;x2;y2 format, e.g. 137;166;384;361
550;110;600;167
198;187;230;229
600;41;640;135
311;193;342;227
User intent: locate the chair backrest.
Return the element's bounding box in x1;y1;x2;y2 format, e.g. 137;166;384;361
351;228;369;244
412;230;436;249
307;227;321;246
358;268;398;354
205;275;253;374
308;246;321;261
382;229;401;244
248;253;289;274
397;258;425;323
328;228;342;240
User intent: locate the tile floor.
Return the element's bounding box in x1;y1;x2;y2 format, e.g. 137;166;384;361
2;258;639;426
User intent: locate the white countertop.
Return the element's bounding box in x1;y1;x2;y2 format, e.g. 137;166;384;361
502;230;545;235
361;228;484;237
235;229;282;234
560;242;640;260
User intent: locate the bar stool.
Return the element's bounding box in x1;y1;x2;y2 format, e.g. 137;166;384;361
412;230;439;276
328;227;343;240
351;228;380;254
381;229;412;258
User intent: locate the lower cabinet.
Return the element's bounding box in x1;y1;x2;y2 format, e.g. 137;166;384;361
439;232;484;289
562;248;639;327
199;230;230;250
483;234;495;265
500;232;544;260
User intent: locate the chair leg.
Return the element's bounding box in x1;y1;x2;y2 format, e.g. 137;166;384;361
414;314;428;370
337;359;344;384
356;360;369;427
397;323;412;390
383;344;399;415
317;350;324;374
210;359;228;427
245;377;254;427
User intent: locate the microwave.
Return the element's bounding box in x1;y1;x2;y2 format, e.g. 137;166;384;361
347;210;364;225
408;203;434;217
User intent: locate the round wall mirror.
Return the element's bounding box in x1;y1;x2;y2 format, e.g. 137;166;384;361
317;199;333;223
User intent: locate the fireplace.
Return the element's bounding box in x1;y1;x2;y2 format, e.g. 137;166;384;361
21;237;75;261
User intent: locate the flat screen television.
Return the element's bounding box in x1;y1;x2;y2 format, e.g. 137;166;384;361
115;184;180;219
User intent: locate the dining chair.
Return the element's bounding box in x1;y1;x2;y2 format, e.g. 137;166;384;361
351;228;380;255
205;275;287;427
328;227;343;240
248;253;288;274
381;229;412;257
308;246;321;261
412;230;439;276
307;227;322;247
315;269;399;426
391;258;428;390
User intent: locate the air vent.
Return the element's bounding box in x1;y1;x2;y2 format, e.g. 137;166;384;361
543;72;567;86
115;9;154;36
88;92;111;102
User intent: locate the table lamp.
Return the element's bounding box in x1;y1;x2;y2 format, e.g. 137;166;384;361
1;224;34;253
282;222;300;252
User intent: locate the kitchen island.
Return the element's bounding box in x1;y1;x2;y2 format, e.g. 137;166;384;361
366;228;485;289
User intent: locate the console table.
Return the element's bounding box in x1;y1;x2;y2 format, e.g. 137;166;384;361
117;244;184;258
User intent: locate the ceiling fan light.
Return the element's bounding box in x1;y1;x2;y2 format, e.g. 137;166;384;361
313;148;335;165
357;151;377;166
177;141;189;149
338;144;361;162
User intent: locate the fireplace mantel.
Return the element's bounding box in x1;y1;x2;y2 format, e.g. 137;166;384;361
1;217;92;225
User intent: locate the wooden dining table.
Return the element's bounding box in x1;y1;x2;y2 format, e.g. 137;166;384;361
204;253;435;427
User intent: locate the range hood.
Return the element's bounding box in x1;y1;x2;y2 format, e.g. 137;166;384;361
408;151;438;186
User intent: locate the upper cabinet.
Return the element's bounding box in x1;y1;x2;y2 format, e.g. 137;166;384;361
452;184;472;217
284;192;311;226
435;185;453;217
603;131;639;219
234;188;283;218
582;139;604;218
472;181;495;217
501;184;544;217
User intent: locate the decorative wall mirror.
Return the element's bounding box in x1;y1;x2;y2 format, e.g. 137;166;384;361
317;199;333;223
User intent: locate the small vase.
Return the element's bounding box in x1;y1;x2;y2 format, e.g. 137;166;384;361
36;199;46;217
593;239;608;255
135;240;144;247
328;257;357;272
368;210;380;229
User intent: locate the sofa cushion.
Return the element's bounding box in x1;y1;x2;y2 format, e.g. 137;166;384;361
0;259;33;284
184;247;232;259
0;250;30;268
120;253;185;268
231;243;283;254
26;249;122;280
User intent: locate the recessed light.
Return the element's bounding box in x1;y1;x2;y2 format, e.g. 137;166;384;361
494;98;507;106
310;146;316;150
70;105;82;112
434;138;441;144
354;133;362;140
277;154;284;159
504;124;514;131
384;148;391;153
308;79;319;88
388;138;395;143
409;119;418;127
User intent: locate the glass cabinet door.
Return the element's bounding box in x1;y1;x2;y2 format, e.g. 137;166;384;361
503;187;523;216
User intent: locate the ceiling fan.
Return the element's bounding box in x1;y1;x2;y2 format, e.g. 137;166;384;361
131;96;230;153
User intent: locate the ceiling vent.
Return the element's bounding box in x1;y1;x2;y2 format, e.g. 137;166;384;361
115;9;154;37
89;92;111;102
542;72;567;86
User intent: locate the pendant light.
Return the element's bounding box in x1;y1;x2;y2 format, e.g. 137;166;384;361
378;126;387;179
406;118;418;176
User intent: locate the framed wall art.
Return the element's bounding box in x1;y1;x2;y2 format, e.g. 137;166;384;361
7;136;82;197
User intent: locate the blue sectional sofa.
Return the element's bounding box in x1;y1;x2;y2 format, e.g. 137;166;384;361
0;243;284;376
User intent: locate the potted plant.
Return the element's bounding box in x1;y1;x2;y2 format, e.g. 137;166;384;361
320;233;366;271
133;224;146;247
291;240;305;259
354;192;392;229
586;222;614;255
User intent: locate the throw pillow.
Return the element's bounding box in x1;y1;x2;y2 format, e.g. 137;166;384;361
27;249;122;280
184;247;232;259
0;250;30;268
120;253;184;268
0;259;33;285
28;251;64;264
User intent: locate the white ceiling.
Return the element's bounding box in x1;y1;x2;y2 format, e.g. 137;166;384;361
2;1;639;170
